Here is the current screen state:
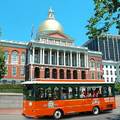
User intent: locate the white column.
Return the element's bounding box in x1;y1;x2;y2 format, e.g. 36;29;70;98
70;51;72;67
97;36;100;51
86;54;88;68
30;65;33;81
64;51;66;66
40;48;42;64
84;54;86;67
50;49;52;65
33;47;35;64
84;53;88;68
77;52;78;67
29;50;32;64
43;48;45;64
68;52;70;66
57;50;59;65
79;53;81;67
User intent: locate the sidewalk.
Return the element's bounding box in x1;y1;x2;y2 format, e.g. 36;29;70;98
115;95;120;107
0;108;22;115
0;94;23;108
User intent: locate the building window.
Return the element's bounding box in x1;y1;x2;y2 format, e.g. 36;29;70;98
4;51;9;63
45;68;50;78
52;69;57;79
66;70;71;79
20;66;25;76
110;65;112;68
59;51;64;65
111;78;113;82
81;71;86;79
114;66;116;69
106;65;108;68
90;61;95;68
45;50;49;64
115;71;117;75
52;50;57;65
12;67;17;76
34;67;40;78
98;72;101;79
72;53;77;66
107;77;109;82
106;70;109;75
97;63;100;68
35;49;40;63
80;53;85;67
110;70;113;75
11;51;18;64
92;72;94;79
21;52;25;64
59;69;64;79
73;70;78;79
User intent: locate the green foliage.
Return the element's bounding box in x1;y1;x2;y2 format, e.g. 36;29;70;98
86;0;120;39
115;82;120;93
0;84;23;93
0;47;6;80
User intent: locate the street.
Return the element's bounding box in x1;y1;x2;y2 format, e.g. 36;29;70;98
0;107;120;120
0;94;120;120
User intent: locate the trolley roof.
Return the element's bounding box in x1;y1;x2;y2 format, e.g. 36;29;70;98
22;79;114;85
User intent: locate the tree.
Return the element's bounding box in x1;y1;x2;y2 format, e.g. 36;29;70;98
0;47;6;80
86;0;120;39
115;82;120;94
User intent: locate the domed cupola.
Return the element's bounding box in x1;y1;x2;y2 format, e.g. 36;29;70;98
39;8;63;33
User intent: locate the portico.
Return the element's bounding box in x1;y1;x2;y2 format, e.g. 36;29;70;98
25;8;102;81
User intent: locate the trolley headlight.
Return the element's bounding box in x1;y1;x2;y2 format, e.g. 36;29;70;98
29;101;32;106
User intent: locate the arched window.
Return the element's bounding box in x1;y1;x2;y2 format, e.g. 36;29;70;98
34;67;40;78
81;71;86;79
66;70;71;79
45;68;50;78
12;66;17;76
73;70;78;79
11;51;18;64
52;69;57;79
21;52;25;64
59;69;64;79
89;59;95;68
20;66;25;76
4;51;9;63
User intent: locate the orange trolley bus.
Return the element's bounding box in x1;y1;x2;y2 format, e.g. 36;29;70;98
22;79;116;119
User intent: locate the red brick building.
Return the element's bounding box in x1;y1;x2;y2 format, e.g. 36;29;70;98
0;8;103;83
0;41;27;83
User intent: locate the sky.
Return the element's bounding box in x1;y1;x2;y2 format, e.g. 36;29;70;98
0;0;107;45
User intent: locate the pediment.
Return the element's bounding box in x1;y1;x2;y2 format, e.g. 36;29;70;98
48;32;68;39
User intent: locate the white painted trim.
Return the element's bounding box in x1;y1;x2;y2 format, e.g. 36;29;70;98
21;81;114;85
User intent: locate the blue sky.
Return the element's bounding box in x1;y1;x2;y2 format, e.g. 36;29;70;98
0;0;98;45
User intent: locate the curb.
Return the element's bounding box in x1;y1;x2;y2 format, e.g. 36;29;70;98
0;93;23;96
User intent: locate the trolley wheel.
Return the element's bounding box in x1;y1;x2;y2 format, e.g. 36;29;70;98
92;106;100;115
53;110;63;119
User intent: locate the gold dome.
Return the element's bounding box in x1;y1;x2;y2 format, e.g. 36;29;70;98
39;8;63;33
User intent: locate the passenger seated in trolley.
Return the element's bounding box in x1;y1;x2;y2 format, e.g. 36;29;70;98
80;91;86;98
93;88;102;98
61;89;67;100
87;91;92;98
